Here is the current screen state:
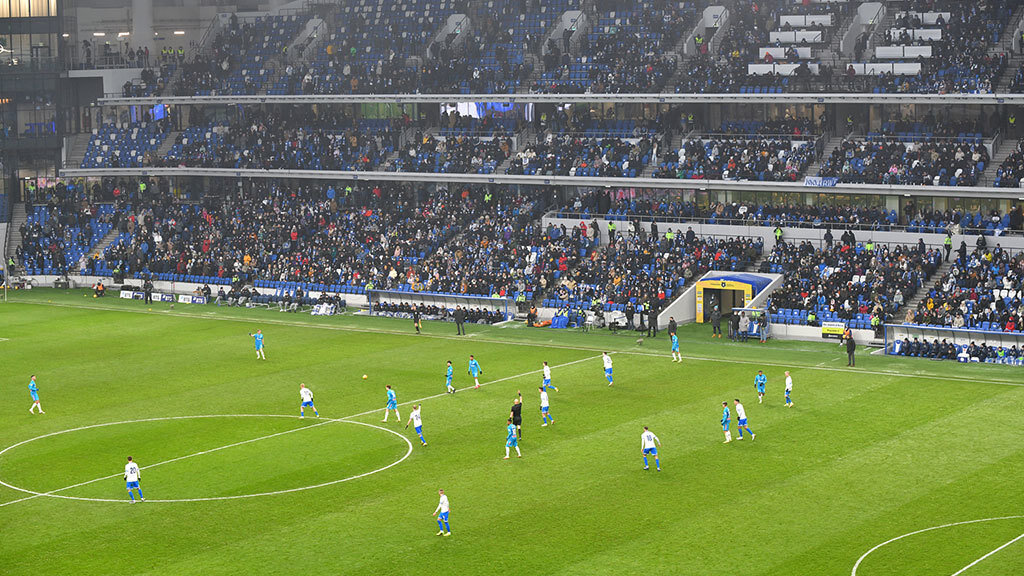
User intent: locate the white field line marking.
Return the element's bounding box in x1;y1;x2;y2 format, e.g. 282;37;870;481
851;516;1024;576
949;531;1024;575
339;353;606;420
15;299;1024;389
0;415;327;505
0;417;412;505
146;421;412;504
0;355;596;506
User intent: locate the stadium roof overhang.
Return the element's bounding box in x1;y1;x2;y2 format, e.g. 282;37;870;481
96;93;1024;106
56;168;1024;200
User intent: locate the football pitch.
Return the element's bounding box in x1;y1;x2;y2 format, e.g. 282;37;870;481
1;289;1022;575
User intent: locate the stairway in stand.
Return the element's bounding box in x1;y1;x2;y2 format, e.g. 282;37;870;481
5;203;28;263
895;257;956;323
994;3;1024;92
981;136;1020;186
64;133;93;170
803;133;848;178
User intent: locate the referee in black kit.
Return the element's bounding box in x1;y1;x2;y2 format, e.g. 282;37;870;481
413;304;422;334
510;391;523;440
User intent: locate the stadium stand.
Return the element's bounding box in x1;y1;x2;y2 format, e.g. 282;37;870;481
80;121;170;169
391;134;513;174
764;239;943;329
869;3;1010;94
817;138;990;186
15;182;117;276
544;231;762;315
150;107;402;170
171;15;304;96
908;245;1024;330
505;134;655;177
280;0;456;95
100;0;1024;97
654;136;816;181
533;0;690;94
411;193;552;297
995;140;1024;188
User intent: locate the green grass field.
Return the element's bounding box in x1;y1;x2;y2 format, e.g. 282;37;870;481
1;289;1022;575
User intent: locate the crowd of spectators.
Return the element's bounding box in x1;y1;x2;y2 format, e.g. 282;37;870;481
412;193;554;297
670;0;845;94
167;14;303;96
390;134;513;174
121;67;170;97
92;0;1024;97
674;54;786;94
266;0;455;95
764;238;943;327
907;244;1024;331
654;137;816;181
422;44;531;94
873;2;1010;94
533;2;687;94
817;138;989;186
438;110;519;136
276;56;417;95
15;181;116;276
995;141;1024;188
554;227;761;311
149;107;402;171
506;134;656;177
97;182;492;292
420;0;544;94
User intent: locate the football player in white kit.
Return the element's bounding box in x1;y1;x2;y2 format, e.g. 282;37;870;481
432;489;451;536
406;404;427;445
299;383;319;418
785;371;794;407
641;426;661;471
734;399;755;441
124;456;144;503
541;361;559;392
539;386;554;426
